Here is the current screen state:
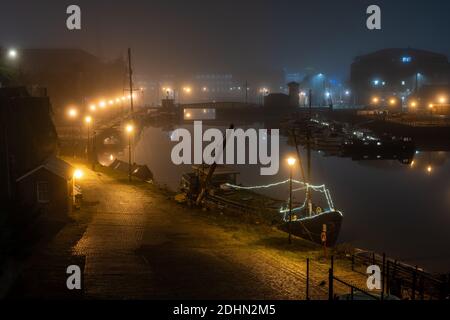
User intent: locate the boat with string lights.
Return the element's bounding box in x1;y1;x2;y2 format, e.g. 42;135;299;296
178;118;343;246
179;165;343;247
222;178;343;247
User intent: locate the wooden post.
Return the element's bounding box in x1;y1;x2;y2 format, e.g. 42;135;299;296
306;258;310;300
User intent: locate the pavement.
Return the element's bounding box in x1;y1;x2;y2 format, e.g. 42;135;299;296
7;161;367;300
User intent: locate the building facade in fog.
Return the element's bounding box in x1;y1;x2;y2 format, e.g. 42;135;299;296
350;48;450;107
16;49;126;118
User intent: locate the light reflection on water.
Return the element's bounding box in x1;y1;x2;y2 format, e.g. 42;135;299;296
125;124;450;273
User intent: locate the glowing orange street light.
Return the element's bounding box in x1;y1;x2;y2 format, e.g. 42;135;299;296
427;165;432;174
389;98;396;106
89;104;97;112
73;169;84;180
99;101;106;108
287;157;296;167
67;107;78;118
438;96;447;104
372;97;379;104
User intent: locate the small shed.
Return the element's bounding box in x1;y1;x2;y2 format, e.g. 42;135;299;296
15;156;74;219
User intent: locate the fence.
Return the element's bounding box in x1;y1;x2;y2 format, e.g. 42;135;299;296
302;254;449;300
349;250;449;300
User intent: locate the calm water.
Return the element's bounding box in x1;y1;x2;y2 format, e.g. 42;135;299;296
112;122;450;273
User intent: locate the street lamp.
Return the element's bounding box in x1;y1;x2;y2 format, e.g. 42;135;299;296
73;169;84;180
126;124;134;182
68;108;78;118
7;49;17;59
89;104;97;112
287;156;296;244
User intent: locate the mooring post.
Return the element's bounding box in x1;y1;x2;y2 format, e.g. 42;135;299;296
306;258;310;300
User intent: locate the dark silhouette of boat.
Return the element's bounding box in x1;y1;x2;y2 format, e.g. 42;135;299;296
279;206;343;247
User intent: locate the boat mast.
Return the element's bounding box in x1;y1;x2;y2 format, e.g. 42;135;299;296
307;89;313;216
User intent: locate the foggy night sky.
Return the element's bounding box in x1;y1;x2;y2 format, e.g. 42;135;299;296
1;0;449;79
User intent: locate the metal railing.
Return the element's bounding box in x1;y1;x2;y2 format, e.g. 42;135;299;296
349;250;449;300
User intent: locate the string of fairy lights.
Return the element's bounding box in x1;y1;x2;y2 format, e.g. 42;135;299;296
224;179;335;221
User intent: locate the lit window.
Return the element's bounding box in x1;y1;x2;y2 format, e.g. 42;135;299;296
401;56;412;63
37;181;50;203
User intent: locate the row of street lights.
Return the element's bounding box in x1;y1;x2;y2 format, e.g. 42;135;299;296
67;105;135;182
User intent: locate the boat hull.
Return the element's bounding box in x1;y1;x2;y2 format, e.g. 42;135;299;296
280;211;343;247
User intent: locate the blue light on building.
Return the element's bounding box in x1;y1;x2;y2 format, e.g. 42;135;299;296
402;56;412;63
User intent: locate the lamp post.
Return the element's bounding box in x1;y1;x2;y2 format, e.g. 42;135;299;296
84;116;92;159
73;169;83;207
67;107;78;157
126;124;134;182
287;157;296;244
